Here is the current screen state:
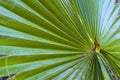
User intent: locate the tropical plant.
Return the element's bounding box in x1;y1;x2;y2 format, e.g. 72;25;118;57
0;0;120;80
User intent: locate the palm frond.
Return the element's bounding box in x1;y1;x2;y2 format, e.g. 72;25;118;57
0;0;120;80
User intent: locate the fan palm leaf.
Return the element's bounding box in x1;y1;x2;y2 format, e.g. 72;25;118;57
0;0;120;80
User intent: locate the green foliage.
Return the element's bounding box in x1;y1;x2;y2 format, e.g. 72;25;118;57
0;0;120;80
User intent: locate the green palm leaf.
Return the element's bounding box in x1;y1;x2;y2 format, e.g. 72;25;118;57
0;0;120;80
